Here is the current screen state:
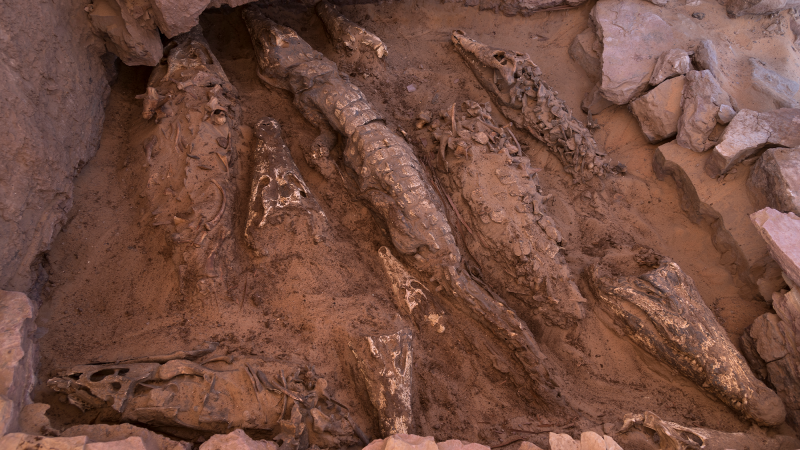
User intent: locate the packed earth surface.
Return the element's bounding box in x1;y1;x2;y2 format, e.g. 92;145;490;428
4;0;800;449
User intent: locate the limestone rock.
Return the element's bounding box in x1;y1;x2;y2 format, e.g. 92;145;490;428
549;433;578;450
630;75;685;142
654;142;777;296
750;58;799;108
693;39;720;81
88;0;163;66
705;108;800;178
751;208;800;286
649;49;691;86
0;0;110;292
717;104;736;124
676;70;733;152
748;147;800;215
725;0;800;17
87;437;150;450
17;403;58;436
199;429;277;450
745;280;800;427
0;290;36;435
569;27;602;81
150;0;209;38
0;433;89;450
592;0;685;104
580;432;605;450
437;440;491;450
63;423;190;450
517;442;544;450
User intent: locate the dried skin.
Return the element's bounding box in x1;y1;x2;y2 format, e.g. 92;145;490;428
451;30;611;182
245;117;328;255
243;7;561;401
586;259;786;426
349;329;413;437
138;26;239;301
48;359;358;447
316;1;387;60
433;101;585;326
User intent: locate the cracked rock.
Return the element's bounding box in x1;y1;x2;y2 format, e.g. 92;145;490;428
649;49;691;86
751;207;800;287
676;70;733;152
750;58;799;108
747;147;800;215
630;75;685;142
705;108;800;178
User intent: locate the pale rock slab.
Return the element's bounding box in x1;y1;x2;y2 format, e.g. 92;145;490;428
676;70;733;152
0;433;89;450
150;0;209;38
649;49;691;86
630;75;685;142
87;437;149;450
199;429;277;450
654;142;776;296
751;208;800;286
747;147;800;215
517;442;545;450
549;433;579;450
0;290;36;435
726;0;800;17
569;28;602;81
580;432;605;450
591;0;685;104
88;0;162;66
63;423;190;450
436;440;490;450
750;58;799;109
693;39;720;81
705;108;800;178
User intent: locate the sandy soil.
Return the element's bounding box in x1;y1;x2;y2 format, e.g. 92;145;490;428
33;1;796;448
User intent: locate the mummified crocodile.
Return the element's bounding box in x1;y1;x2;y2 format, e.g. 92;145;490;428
242;5;563;403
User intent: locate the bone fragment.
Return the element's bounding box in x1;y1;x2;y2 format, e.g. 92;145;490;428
243;7;561;402
137;26;239;300
451;30;612;182
350;329;413;437
586;259;786;426
316;1;386;60
245;117;328;255
378;247;446;333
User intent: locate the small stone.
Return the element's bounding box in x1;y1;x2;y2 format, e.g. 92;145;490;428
549;433;579;450
717;104;736;124
649;49;691;86
199;429;277;450
580;431;605;450
630;75;685;142
692;12;705;19
676;70;732;152
473;132;489;145
569;28;602;81
407;84;417;93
